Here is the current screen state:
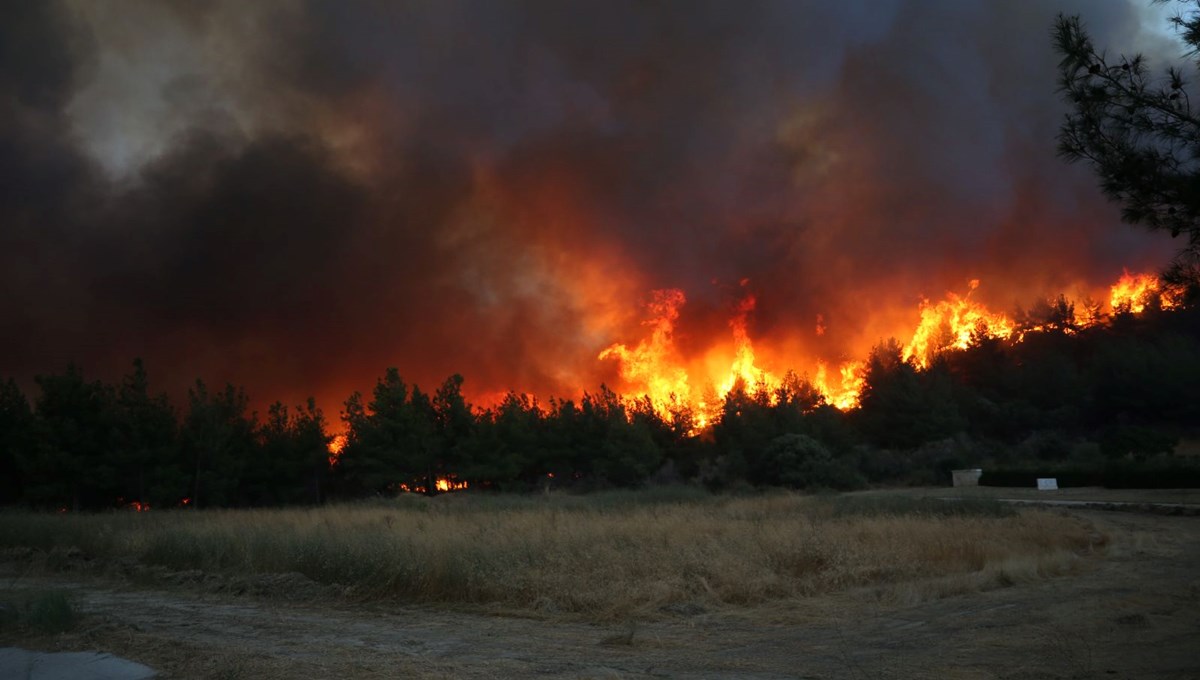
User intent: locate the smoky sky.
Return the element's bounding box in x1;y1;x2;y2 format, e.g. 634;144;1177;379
0;0;1187;414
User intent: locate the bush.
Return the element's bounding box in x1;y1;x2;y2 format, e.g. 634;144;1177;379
854;436;992;486
761;434;866;490
1100;425;1179;459
855;447;911;483
796;449;868;491
761;434;827;487
0;590;76;634
1017;431;1073;461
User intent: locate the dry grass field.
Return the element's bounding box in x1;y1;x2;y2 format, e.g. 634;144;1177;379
0;491;1100;619
5;489;1199;679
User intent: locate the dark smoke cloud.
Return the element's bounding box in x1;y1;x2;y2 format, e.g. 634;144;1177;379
0;0;1185;413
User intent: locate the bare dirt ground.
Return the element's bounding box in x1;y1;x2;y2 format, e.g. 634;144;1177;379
2;506;1198;679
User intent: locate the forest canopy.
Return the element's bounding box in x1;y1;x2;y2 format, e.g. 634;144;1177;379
2;299;1197;510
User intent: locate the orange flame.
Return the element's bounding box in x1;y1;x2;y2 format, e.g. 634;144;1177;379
597;270;1184;427
399;476;468;494
436;477;469;492
599;285;789;427
719;291;776;396
1110;270;1183;313
813;360;865;410
901;279;1015;368
598;289;692;409
327;434;346;466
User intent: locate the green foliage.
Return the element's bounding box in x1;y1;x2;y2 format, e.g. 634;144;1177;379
758;434;864;490
597;418;662;486
1099;424;1179;460
1020;430;1074;462
470;391;542;487
795;448;867;491
248;398;332;505
433;374;475;473
2;295;1200;507
1091;332;1200;425
856;341;965;448
707;372;858;491
113;359;182;507
761;434;827;487
24;365;117;510
1055;6;1200;263
0;379;32;505
334;369;424;494
182;380;255;508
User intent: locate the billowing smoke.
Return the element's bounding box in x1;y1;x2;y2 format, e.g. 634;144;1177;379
0;0;1185;414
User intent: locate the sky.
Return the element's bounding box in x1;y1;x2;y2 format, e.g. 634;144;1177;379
0;0;1190;418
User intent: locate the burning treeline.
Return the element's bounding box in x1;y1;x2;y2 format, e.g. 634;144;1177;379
329;266;1198;497
2;268;1197;511
599;269;1187;425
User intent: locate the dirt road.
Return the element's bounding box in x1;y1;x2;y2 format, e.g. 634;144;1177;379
3;509;1198;679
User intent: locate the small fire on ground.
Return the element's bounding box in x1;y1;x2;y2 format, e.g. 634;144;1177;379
398;476;469;494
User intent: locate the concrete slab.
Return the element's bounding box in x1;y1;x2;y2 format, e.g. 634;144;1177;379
0;648;157;680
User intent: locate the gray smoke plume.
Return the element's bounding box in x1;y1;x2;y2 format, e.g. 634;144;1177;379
0;0;1185;411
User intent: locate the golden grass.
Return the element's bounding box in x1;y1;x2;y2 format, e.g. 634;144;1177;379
0;491;1103;618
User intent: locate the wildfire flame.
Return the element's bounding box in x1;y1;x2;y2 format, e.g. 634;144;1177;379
398;476;469;494
718;290;774;396
1110;270;1183;313
328;434;346;466
901;279;1015;369
813;360;865;410
598;289;692;410
599;270;1186;424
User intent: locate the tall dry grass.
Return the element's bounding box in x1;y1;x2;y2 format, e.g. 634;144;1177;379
0;491;1103;618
